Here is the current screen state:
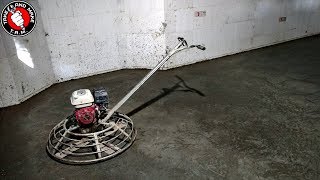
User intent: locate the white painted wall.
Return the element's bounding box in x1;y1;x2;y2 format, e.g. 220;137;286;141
0;36;19;107
1;0;320;107
164;0;320;68
0;0;55;107
39;0;320;76
39;0;166;82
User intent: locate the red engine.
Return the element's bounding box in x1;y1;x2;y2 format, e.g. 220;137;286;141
74;105;97;126
70;88;109;133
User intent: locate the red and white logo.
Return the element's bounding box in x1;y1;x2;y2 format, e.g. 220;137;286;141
1;1;36;37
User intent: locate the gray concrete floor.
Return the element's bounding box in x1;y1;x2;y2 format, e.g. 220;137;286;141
1;35;320;179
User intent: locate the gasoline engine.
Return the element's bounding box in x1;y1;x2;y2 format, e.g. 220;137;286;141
70;88;108;133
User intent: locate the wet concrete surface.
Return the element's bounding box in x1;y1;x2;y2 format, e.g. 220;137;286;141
1;35;320;179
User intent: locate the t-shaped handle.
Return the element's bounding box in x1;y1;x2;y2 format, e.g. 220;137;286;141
100;37;206;124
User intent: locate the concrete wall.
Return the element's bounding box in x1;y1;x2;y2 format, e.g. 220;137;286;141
39;0;166;82
0;36;19;107
0;0;55;107
39;0;320;76
164;0;320;68
1;0;320;107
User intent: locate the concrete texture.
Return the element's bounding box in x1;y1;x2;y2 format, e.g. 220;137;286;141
164;0;320;69
39;0;166;81
0;0;55;107
40;0;320;81
2;0;320;107
0;36;320;179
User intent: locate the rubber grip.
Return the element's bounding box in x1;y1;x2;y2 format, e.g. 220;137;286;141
196;45;206;50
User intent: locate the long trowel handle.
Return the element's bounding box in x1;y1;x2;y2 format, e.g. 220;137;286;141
100;37;205;123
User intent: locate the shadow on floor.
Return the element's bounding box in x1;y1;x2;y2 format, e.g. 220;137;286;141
127;75;205;116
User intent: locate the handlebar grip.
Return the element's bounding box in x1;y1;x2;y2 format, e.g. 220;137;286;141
196;45;206;50
190;44;206;50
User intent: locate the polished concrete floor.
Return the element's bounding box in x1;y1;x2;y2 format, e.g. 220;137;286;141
1;35;320;179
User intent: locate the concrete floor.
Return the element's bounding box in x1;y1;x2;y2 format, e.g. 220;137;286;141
1;35;320;179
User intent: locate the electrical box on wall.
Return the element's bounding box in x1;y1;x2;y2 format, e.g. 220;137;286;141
194;11;206;17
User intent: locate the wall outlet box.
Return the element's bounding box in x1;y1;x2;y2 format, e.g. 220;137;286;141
195;11;206;17
279;17;287;22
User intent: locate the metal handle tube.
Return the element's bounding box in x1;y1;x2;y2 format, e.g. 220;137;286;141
101;41;185;122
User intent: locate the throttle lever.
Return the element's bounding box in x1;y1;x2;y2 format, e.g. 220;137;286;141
177;37;188;47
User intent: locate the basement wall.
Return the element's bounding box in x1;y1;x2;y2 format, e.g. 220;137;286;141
164;0;320;68
40;0;320;77
0;0;55;107
1;0;320;107
38;0;166;82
